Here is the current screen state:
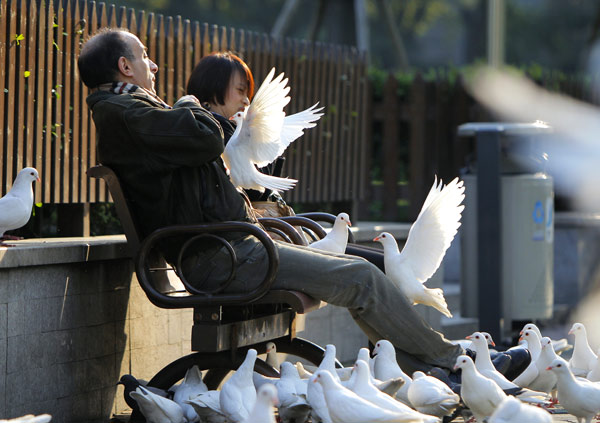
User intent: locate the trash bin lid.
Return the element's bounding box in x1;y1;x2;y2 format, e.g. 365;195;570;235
458;121;553;137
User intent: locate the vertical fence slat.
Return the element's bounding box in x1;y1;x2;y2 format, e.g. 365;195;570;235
0;0;6;195
165;16;175;104
4;0;18;194
70;0;83;202
24;0;37;170
174;16;184;99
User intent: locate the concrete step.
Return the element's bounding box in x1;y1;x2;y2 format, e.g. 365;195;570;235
441;313;479;340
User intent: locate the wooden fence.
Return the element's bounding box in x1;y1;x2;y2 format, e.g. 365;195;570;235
0;0;368;210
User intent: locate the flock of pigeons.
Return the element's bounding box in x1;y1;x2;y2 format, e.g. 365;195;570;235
115;321;600;423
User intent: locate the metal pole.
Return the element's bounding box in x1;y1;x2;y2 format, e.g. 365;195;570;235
487;0;505;67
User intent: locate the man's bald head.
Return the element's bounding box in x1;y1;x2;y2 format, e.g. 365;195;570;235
77;28;134;88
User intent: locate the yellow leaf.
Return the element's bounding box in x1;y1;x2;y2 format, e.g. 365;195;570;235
23;71;30;78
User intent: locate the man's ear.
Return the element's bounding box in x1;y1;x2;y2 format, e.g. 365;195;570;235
117;56;133;76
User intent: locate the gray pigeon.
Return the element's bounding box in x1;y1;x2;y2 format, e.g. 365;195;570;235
117;374;171;413
0;167;39;240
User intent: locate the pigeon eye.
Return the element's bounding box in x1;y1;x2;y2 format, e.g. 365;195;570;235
462;359;466;363
557;364;562;367
475;335;480;339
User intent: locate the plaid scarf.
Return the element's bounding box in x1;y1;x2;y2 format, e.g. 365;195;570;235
96;82;172;109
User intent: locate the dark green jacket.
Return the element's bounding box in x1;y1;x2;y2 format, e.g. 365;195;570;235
86;89;255;249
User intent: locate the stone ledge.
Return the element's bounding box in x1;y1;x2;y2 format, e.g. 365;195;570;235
0;235;130;268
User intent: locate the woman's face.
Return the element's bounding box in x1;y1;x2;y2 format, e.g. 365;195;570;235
212;70;250;119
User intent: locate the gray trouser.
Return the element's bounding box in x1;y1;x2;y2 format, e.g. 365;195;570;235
181;236;463;372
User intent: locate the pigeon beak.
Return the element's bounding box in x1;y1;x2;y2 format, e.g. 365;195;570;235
518;336;524;342
36;177;41;182
373;236;380;242
490;340;496;347
453;365;459;371
347;220;352;227
465;335;472;340
568;329;573;335
519;330;523;335
546;366;553;371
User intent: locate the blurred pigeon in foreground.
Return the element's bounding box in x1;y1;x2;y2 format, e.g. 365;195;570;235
0;415;52;423
0;167;39;241
488;396;551;423
242;383;278;423
568;322;597;377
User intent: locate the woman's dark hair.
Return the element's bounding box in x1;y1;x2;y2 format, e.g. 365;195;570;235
186;52;254;105
77;28;134;88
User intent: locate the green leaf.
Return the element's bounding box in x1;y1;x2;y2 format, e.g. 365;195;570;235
14;34;25;45
23;70;30;78
35;203;42;208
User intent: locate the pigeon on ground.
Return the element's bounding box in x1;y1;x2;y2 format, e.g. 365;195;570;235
513;337;558;395
0;167;39;241
306;344;339;423
117;374;172;413
172;365;207;422
454;355;507;423
129;385;185;423
295;361;313;379
220;349;258;422
308;212;352;254
520;322;572;355
373;177;464;318
0;416;52;423
467;332;549;404
314;370;439;423
585;347;600;381
276;362;311;423
349;347;404;396
407;371;461;418
265;341;280;369
516;329;542;361
223;67;324;192
372;340;412;405
487;396;552;423
242;383;278;423
547;357;600;423
568;322;597;377
186;390;228;423
350;361;438;422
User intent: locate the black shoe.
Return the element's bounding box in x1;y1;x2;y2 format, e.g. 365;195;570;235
428;367;461;394
502;348;531;381
489;351;511;375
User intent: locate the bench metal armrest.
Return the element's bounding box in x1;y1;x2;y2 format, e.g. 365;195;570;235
258;217;309;245
136;222;278;309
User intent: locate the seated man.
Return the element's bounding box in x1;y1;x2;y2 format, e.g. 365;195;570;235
77;27;464;374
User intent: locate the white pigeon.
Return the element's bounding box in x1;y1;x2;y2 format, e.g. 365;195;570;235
373;177;464;318
186;390;228;423
487;396;552;423
172;365;207;422
452;331;494;351
454;355;507;423
276;362;311;423
308;212;352;253
568;322;597;377
0;416;52;423
547;357;600;423
372;339;412;405
265;341;279;369
242;383;278;423
513;336;558;395
346;348;405;397
520;322;572;355
314;370;439;423
407;371;460;418
516;329;542;361
350;361;439;423
467;331;549;404
295;361;313;379
223;67;324;192
306;344;339;423
0;167;39;239
220;349;258;422
129;386;186;423
586;347;600;382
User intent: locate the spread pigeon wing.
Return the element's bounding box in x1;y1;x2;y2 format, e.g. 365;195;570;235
399;177;465;283
238;68;290;167
278;103;324;156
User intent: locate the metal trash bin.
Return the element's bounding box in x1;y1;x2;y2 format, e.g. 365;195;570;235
458;122;554;341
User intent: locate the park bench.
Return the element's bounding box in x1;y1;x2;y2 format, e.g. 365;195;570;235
87;166;344;405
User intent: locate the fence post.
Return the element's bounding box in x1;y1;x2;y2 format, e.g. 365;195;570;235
381;74;399;221
409;73;427;220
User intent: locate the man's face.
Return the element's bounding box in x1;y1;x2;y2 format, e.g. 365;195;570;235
122;33;158;94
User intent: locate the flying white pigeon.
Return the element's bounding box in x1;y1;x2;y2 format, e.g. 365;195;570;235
407;371;461;418
547;357;600;423
349;361;439;423
487;396;552;423
222;67;324;192
513;336;558;395
241;383;278;423
520;322;571;355
0;416;52;423
129;385;186;423
0;167;39;240
373;177;464;318
372;339;412;405
308;212;352;254
185;390;228;423
313;370;439;423
306;344;339;423
568;322;597;377
454;355;507;423
172;365;207;422
220;349;258;422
